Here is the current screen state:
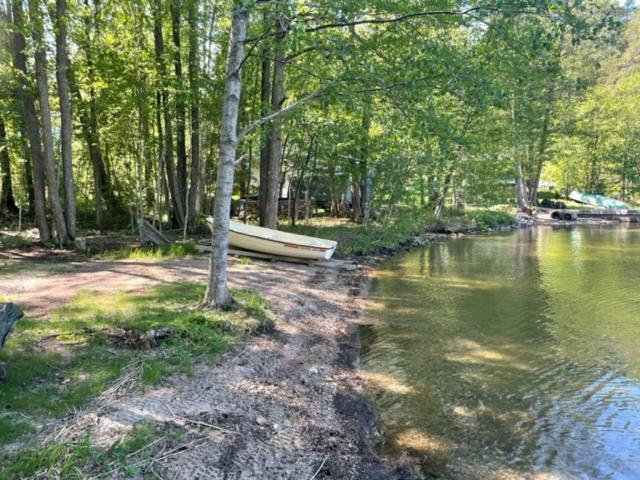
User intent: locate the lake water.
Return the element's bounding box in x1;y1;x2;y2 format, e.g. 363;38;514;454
362;226;640;479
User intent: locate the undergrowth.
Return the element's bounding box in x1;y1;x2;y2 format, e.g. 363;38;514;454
282;207;515;257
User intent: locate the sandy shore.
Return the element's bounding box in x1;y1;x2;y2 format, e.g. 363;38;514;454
0;257;412;479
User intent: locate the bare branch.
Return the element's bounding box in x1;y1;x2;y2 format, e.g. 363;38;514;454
237;87;329;140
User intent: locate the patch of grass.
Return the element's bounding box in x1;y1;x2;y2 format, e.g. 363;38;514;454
281;212;428;257
0;281;269;448
458;207;515;230
98;241;200;261
0;232;32;249
0;421;181;480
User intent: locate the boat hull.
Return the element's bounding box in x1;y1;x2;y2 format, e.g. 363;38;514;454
229;230;336;260
207;219;338;261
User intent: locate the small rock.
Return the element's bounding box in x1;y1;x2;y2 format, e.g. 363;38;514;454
255;415;268;426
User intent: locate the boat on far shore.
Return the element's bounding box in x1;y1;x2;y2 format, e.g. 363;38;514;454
207;218;338;261
569;190;629;209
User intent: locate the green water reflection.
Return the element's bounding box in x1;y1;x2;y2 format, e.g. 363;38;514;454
362;226;640;479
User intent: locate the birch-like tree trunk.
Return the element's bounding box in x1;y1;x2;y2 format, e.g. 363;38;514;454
29;0;69;245
202;4;247;309
54;0;75;238
11;0;50;241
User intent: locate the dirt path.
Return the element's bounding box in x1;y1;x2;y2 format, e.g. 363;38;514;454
1;258;410;479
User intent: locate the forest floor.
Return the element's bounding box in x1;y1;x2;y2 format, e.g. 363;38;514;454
0;251;410;479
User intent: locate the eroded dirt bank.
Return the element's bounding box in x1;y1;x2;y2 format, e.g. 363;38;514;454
0;258;412;479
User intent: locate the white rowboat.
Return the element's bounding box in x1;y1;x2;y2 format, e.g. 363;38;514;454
208;218;338;261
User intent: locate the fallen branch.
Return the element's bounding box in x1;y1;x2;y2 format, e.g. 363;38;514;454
310;456;328;480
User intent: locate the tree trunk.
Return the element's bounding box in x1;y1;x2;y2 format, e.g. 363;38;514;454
360;102;372;225
154;91;165;225
171;0;187;205
187;0;201;226
30;0;69;244
258;14;271;227
203;4;247;309
0;116;19;216
263;13;287;229
54;0;75;238
153;0;185;226
30;0;69;245
10;0;49;240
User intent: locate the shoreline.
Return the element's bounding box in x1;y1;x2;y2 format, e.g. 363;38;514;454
341;213;636;477
1;215;635;477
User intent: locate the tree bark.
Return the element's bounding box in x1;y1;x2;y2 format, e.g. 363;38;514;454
10;0;50;240
153;0;185;226
187;0;201;226
203;4;247;309
258;13;271;226
0;116;19;216
54;0;75;238
263;13;287;229
171;0;188;204
29;0;69;245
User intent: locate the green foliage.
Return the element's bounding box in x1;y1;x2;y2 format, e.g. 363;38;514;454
283;208;515;257
282;212;425;257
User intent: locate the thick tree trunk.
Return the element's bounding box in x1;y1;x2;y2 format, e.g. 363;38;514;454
187;0;201;226
171;0;188;204
0;116;19;216
263;14;287;230
54;0;75;238
11;0;49;240
29;0;69;245
258;15;271;227
153;0;185;226
203;5;247;309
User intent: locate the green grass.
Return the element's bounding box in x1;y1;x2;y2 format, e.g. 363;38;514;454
281;207;515;257
0;282;270;451
0;232;32;249
281;212;427;257
0;421;183;480
446;206;515;231
97;241;200;260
